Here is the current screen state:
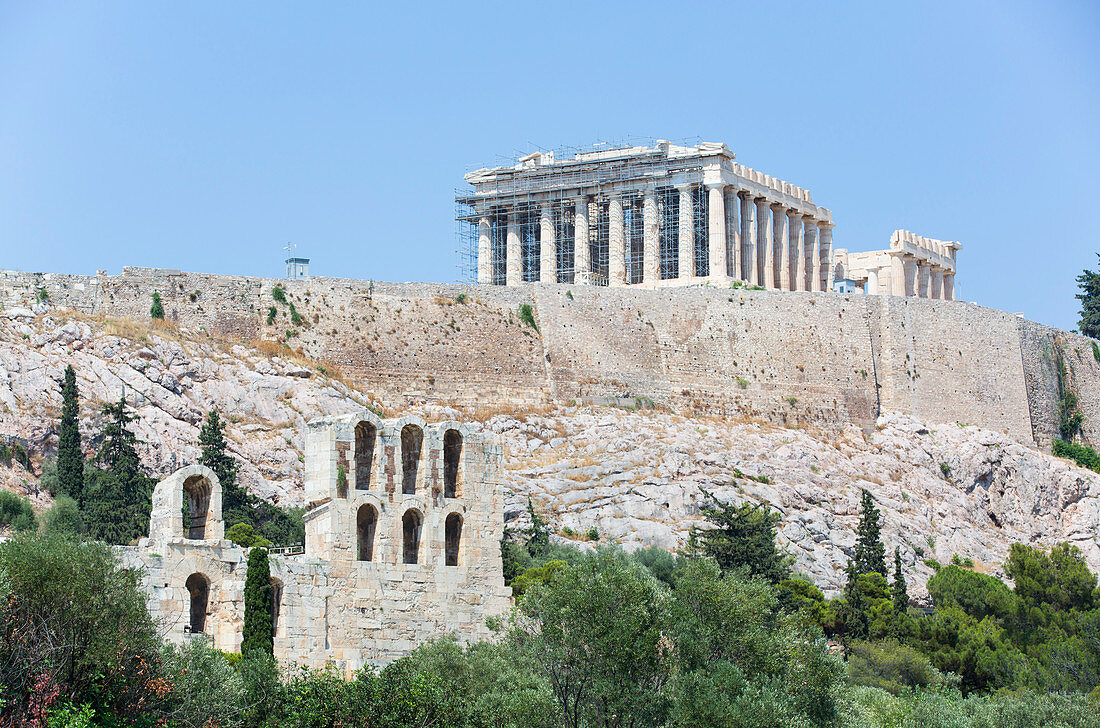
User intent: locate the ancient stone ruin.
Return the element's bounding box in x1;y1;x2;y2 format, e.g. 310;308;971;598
120;411;511;670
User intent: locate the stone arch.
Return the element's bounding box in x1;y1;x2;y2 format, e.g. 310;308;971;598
270;577;284;638
401;424;423;495
443;429;462;498
402;508;423;564
357;503;378;562
354;420;376;490
445;513;462;566
185;572;210;634
150;465;224;541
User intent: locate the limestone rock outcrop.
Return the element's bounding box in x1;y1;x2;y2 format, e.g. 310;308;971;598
1;311;1097;599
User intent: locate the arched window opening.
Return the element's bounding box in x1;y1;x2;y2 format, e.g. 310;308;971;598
443;429;462;498
401;425;422;495
183;475;212;540
185;573;209;634
445;513;462;567
354;421;375;490
357;504;377;562
270;578;283;638
402;510;422;564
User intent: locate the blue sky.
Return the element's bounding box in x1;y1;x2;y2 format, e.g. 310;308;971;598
1;1;1098;330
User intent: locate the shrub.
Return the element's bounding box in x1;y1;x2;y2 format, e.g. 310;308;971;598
266;305;277;325
43;495;85;537
225;522;270;549
289;302;305;326
940;461;951;477
1053;438;1100;472
847;639;944;695
272;286;287;304
455;292;468;304
0;441;32;471
0;491;37;533
160;637;244;727
517;303;538;331
585;526;599;541
150;291;165;320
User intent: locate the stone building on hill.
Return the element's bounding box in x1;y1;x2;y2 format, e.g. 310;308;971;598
833;230;961;299
456;139;959;299
120;411;511;670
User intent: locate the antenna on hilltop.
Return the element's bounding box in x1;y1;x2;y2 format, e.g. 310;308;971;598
283;242;310;280
283;241;296;258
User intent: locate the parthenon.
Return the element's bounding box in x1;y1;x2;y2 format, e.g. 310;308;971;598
457;139;962;300
457;140;834;291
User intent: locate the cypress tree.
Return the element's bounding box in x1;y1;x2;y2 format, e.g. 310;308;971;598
198;411;242;508
842;560;868;642
690;488;794;584
150;291;165;320
242;547;273;657
854;489;887;576
57;365;84;503
892;546;909;613
85;395;153;544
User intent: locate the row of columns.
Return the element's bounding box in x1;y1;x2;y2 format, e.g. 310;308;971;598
883;255;955;300
477;184;832;292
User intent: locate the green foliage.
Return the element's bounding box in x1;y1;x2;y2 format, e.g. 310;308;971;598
271;286;287;304
150;291;165;320
1053;342;1085;440
855;489;887;576
565;290;573;300
57;365;84;503
266;305;277;325
37;288;49;303
289;302;304;326
511;559;568;598
0;491;37;533
689;488;793;583
81;396;154;544
242;547;273;658
1093;341;1100;363
43;495;85;537
939;461;951;478
454;292;468;304
1005;542;1096;615
846;639;945;695
0;532;164;719
199;410;240;492
585;526;599;541
1076;254;1100;339
225;522;271;548
927;563;1017;622
847;685;1100;728
160;637;245;728
517;303;538;331
892;547;909;613
0;440;31;471
632;546;679;587
1053;438;1100;472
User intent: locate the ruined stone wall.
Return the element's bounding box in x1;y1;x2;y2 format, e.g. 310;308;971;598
1;267;1087;447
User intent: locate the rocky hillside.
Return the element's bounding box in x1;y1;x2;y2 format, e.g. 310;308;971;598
2;307;1098;597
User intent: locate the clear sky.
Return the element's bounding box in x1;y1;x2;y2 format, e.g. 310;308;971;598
2;1;1098;330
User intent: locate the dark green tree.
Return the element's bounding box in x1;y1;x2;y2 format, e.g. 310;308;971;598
198;410;244;514
57;365;84;503
1076;255;1100;339
854;489;887;576
242;547;273;657
842;561;869;642
525;497;550;560
688;489;793;584
84;395;153;544
892;547;909;613
150;291;165;320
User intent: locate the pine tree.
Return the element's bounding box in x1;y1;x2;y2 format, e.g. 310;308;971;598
150;291;165;320
854;489;887;576
690;488;794;584
892;546;909;613
97;395;142;480
57;365;84;503
85;394;153;544
1077;255;1100;339
242;547;273;657
198;410;245;515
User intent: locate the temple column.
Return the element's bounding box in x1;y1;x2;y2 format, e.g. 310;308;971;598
867;269;879;295
477;215;492;285
930;267;944;299
728;189;741;279
742;194;758;284
574;197;590;283
678;185;695;279
904;257;918;296
608;195;626;287
775;206;790;290
820;224;834;291
791;213;805;291
756;199;773;288
707;184;727;280
943;272;955;300
505;211;521;286
917;263;931;298
643;189;659;284
806;221;821;291
539;204;556;283
889;254;906;296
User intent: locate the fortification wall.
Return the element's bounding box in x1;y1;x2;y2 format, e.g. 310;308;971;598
0;267;1083;448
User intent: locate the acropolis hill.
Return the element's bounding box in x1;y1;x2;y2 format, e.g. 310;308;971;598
1;265;1096;450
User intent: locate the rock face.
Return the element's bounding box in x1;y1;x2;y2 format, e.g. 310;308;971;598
1;311;1098;598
